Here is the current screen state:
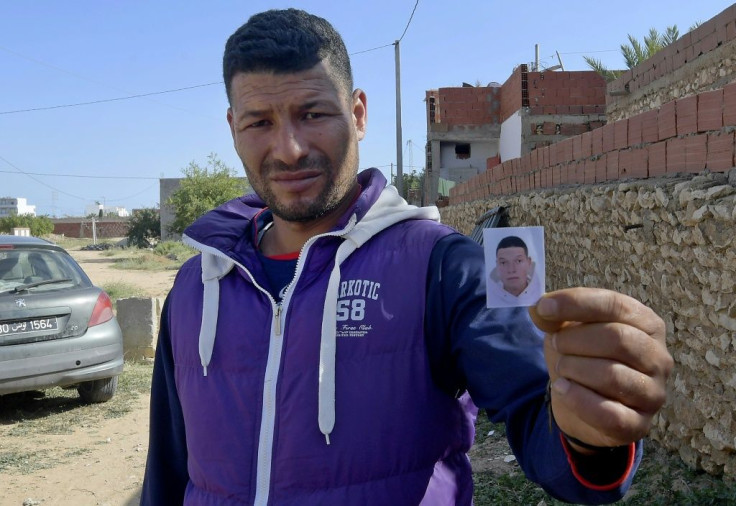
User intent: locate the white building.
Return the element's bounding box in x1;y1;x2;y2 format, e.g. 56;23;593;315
0;197;36;217
84;203;130;217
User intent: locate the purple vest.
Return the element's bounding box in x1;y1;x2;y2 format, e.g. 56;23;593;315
168;218;476;505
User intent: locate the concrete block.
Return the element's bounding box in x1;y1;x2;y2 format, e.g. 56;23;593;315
117;297;163;361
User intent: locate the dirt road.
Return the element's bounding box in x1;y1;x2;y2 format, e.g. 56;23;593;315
1;248;175;506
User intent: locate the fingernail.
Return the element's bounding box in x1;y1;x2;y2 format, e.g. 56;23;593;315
552;377;570;395
537;297;558;317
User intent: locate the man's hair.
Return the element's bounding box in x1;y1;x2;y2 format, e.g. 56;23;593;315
223;9;353;103
496;235;528;255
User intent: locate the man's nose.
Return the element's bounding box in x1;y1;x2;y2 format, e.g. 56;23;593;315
271;123;308;166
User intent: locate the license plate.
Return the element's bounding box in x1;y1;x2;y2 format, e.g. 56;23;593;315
0;318;58;336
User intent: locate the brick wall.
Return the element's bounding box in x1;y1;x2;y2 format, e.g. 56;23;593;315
607;5;736;121
434;86;501;127
500;65;523;123
52;218;130;239
527;70;607;110
449;82;736;204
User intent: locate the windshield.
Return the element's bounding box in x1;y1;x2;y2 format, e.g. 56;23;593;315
0;248;86;294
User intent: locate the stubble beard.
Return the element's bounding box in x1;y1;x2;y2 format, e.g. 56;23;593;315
245;153;357;223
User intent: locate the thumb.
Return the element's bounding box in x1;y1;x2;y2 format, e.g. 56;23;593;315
528;294;565;333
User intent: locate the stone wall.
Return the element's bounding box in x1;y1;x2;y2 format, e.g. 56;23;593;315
439;168;736;477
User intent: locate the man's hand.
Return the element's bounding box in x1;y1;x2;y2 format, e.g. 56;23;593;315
528;288;673;450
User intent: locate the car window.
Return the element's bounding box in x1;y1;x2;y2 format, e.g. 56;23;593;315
0;249;86;292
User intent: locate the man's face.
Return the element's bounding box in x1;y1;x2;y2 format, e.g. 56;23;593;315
496;246;532;296
226;61;366;223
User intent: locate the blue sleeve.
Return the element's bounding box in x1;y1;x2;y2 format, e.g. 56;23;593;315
140;297;189;505
425;233;641;505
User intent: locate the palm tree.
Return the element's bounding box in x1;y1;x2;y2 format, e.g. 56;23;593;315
585;24;688;81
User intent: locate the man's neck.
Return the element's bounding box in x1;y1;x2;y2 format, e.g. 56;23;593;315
260;185;360;257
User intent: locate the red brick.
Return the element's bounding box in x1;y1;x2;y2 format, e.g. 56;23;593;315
676;95;698;135
723;82;736;126
541;146;549;167
614;119;629;150
606;150;620;180
572;135;583;160
707;130;735;171
552;165;562;186
591;127;604;155
542;121;556;135
628;115;643;146
640;110;659;143
580;131;593;159
658;100;677;140
684;134;707;173
571;161;585;184
584;158;596;184
560;138;574;163
666;137;687;172
698;89;724;132
595;155;608;183
619;149;634;178
620;147;648;179
601;123;615;153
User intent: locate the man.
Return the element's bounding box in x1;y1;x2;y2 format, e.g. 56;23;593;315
141;8;673;505
488;235;542;307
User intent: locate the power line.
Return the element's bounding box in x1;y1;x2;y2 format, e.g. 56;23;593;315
398;0;421;42
0;154;88;200
558;49;618;55
2;4;424;117
0;45;221;119
0;169;159;180
0;82;222;115
0;154;160;202
350;43;394;56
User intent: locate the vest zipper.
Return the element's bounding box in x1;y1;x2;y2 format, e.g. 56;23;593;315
274;306;282;336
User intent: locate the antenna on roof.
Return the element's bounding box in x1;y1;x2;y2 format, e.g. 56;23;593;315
545;51;565;72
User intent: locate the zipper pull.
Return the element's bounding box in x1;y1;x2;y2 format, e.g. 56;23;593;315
274;306;282;336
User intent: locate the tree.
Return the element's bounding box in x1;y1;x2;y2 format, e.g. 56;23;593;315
126;208;161;248
584;25;683;82
0;214;54;236
167;153;250;235
392;169;424;203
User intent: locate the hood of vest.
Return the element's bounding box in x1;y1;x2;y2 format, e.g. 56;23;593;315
181;168;441;444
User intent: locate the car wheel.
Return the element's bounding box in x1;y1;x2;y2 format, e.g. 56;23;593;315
77;376;119;403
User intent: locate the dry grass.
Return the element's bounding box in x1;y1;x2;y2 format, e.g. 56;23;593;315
471;417;736;505
0;361;152;474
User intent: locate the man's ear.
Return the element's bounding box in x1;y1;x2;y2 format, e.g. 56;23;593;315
352;89;367;141
226;107;236;139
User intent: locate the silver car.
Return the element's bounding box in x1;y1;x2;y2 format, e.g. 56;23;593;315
0;235;123;402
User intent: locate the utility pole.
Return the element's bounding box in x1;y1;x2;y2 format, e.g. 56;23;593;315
394;40;404;196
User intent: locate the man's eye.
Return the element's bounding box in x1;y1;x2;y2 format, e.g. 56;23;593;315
246;120;269;129
304;112;324;120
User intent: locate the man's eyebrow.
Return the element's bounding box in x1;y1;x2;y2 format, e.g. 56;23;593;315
234;108;268;123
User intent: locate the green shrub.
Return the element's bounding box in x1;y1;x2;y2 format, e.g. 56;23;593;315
126;208;161;248
0;214;54;236
153;241;197;262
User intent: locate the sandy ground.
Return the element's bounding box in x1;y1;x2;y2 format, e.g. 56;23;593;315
1;249;176;506
70;250;177;299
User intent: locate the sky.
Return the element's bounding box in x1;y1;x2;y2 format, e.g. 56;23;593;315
1;1;733;217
